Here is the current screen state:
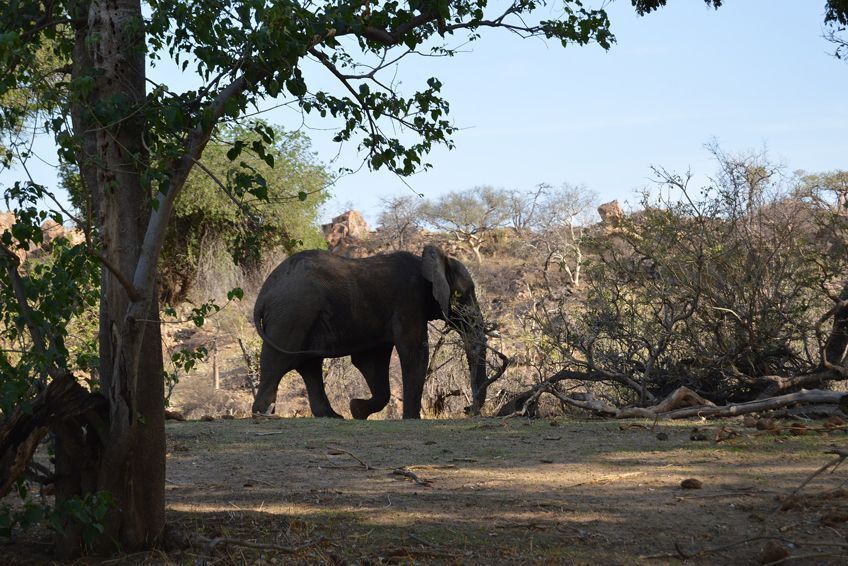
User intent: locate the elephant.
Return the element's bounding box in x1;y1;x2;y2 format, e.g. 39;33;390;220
250;245;489;419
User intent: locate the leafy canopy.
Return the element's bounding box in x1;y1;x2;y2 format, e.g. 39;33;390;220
160;122;329;303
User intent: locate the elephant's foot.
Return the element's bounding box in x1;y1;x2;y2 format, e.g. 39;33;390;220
350;398;371;420
402;407;421;419
313;407;344;419
251;399;275;415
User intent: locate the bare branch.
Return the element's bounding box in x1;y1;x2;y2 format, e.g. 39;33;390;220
1;244;48;361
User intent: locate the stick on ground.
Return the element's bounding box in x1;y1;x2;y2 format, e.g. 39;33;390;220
326;445;371;470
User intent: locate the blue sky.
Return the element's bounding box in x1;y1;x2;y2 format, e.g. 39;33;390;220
301;0;848;222
14;1;848;224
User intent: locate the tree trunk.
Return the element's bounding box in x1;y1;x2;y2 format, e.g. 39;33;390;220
823;283;848;371
63;0;165;554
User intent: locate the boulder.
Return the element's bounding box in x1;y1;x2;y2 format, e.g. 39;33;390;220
0;211;26;264
1;211;85;263
0;211;15;233
41;218;66;246
321;210;371;257
597;200;624;225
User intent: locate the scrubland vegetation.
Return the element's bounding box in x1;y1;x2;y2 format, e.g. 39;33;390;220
149;145;848;425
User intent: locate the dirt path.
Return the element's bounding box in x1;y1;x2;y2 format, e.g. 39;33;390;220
161;418;848;564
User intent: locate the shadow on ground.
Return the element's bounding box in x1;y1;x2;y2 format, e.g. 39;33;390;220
158;418;848;564
5;418;848;564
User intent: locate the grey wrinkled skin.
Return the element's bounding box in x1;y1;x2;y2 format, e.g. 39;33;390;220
251;245;488;419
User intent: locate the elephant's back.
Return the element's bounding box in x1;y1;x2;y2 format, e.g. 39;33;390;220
261;250;420;288
255;249;425;315
254;249;427;353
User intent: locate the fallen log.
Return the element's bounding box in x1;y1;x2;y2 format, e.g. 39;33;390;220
0;372;105;498
498;383;847;421
494;368;655;417
657;389;847;420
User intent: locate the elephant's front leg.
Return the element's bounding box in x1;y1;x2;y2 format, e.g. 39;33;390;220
396;335;429;419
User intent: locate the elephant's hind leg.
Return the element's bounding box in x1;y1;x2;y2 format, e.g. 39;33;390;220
350;344;393;420
297;358;343;418
252;343;295;414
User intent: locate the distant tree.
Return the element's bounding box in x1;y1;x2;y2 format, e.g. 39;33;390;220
160;124;329;304
376;195;423;250
420;186;511;263
798;170;848;213
535;183;597;232
532;183;597;288
507;184;547;235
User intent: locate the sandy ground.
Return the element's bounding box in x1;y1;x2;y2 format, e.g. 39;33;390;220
4;417;847;564
153;417;848;564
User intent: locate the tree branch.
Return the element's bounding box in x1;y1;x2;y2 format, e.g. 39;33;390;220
1;244;48;362
130;74;249;307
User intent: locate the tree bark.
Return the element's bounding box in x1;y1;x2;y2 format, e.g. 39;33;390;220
65;0;165;553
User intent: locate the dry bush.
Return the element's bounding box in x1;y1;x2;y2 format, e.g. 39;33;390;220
522;151;848;408
173;378;253;419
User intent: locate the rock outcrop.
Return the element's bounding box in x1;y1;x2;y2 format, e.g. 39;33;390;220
40;218;66;246
597;200;624;226
321;210;371;257
0;211;86;263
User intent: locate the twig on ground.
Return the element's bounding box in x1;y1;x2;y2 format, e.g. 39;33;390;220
786;447;848;500
244;477;274;487
326;446;371;470
391;467;432;486
641;536;794;561
674;488;778;500
254;431;286;436
407;532;438;547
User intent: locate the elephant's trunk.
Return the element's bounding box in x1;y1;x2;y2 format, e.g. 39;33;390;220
467;334;488;414
457;298;489;414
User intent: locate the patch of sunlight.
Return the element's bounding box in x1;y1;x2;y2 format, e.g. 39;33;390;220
167;501;628;527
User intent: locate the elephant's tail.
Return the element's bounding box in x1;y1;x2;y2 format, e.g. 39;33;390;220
253;296;267;342
253;296;332;357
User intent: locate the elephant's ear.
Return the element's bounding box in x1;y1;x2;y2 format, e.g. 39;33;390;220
422;245;451;316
